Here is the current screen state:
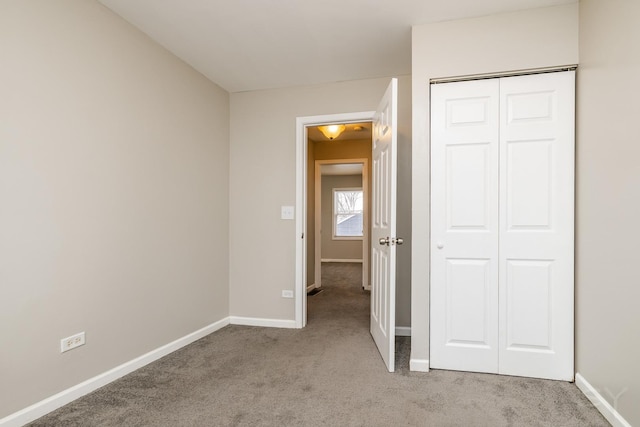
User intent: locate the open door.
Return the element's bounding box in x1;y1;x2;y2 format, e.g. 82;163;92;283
370;78;398;372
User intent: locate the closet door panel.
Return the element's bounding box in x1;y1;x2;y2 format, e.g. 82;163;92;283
430;79;500;374
498;71;575;381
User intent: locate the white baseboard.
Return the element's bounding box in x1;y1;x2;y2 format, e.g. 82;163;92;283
395;326;411;337
229;316;297;329
306;284;316;292
575;373;631;427
0;317;230;427
410;358;430;372
321;259;363;263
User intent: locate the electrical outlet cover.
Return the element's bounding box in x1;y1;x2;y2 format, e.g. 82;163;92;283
61;332;86;353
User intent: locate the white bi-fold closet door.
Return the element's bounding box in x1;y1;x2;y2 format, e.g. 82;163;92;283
430;71;575;381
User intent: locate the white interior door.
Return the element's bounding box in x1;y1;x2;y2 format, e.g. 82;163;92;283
371;78;398;372
430;79;500;373
430;71;575;381
498;71;575;380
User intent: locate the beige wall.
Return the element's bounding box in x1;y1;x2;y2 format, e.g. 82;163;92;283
576;1;640;424
0;0;230;418
321;174;363;260
314;139;373;161
411;4;579;366
230;76;411;328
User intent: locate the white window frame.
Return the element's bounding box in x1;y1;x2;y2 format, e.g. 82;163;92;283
332;187;364;240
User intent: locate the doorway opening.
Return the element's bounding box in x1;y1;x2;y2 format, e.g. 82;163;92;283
294;112;375;328
311;159;370;291
306;125;372;322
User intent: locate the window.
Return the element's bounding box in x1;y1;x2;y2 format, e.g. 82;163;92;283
333;188;363;239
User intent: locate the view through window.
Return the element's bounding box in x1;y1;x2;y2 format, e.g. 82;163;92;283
333;188;363;238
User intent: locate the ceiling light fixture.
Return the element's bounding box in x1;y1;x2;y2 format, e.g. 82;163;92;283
318;124;346;140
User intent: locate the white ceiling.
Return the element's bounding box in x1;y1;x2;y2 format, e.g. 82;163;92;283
98;0;576;93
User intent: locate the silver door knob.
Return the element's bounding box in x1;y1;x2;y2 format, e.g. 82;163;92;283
437;241;444;249
379;237;389;246
394;238;404;245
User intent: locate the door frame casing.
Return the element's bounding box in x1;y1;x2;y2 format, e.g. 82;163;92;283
314;159;370;291
295;111;375;328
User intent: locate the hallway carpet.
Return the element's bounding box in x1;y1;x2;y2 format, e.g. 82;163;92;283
29;263;607;426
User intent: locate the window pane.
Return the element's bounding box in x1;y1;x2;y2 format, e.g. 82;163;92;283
336;213;363;236
335;191;363;214
334;189;363;237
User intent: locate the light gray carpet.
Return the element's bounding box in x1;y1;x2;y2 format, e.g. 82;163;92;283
29;263;608;426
